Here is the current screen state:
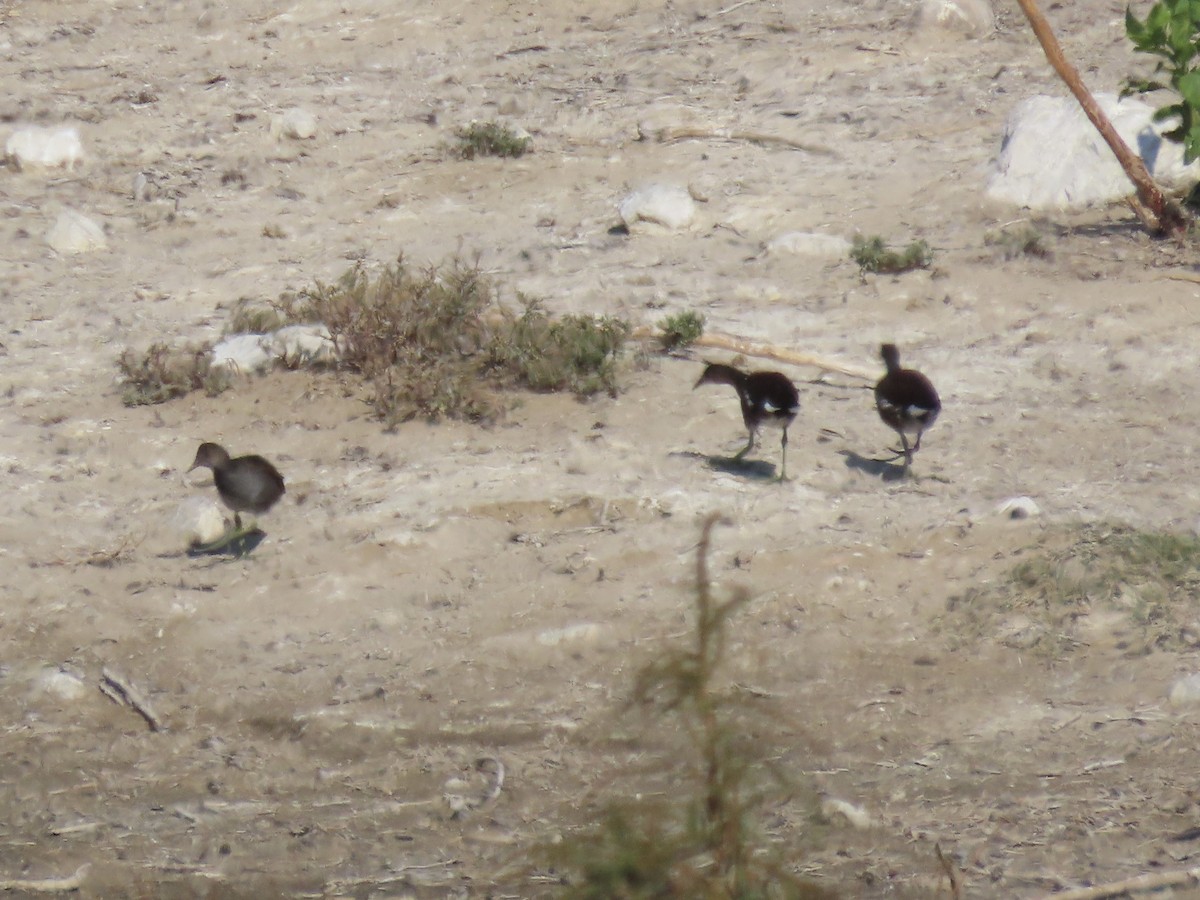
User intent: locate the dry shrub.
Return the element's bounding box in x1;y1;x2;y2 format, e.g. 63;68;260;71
117;342;230;407
297;256;630;425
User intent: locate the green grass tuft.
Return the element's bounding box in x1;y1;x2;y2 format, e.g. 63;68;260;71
657;310;706;351
850;235;932;274
454;121;531;160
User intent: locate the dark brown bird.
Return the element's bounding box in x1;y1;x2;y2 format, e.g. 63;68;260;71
695;362;800;480
188;442;286;531
874;343;940;471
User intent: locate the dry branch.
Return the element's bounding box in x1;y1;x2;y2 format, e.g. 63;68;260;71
1014;0;1190;236
99;667;164;732
638;123;837;157
0;864;90;893
634;327;875;380
1041;865;1200;899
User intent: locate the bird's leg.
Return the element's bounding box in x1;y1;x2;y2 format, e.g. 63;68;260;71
901;433;913;470
779;428;789;482
912;430;924;452
733;428;756;462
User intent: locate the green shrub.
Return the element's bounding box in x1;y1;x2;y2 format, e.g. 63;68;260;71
1124;0;1200;163
850;235;932;274
658;310;706;351
454;121;531;159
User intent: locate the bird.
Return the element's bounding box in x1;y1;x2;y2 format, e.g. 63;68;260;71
874;343;940;471
188;442;286;533
694;362;800;480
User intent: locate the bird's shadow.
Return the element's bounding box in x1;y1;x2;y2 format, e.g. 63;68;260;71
186;528;268;559
839;449;908;482
673;450;779;481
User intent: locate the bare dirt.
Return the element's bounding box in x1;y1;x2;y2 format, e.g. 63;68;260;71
5;0;1200;897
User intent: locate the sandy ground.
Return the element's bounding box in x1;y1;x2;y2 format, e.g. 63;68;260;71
6;0;1200;896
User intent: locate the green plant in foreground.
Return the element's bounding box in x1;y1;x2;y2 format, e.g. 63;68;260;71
1124;0;1200;163
118;342;230;407
850;235;932;275
657;310;706;351
454;121;531;159
552;514;833;899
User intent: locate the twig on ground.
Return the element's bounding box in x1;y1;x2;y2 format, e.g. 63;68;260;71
638;123;837;157
99;667;164;732
0;863;90;892
1041;866;1200;899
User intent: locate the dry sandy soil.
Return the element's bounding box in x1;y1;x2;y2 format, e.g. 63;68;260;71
6;0;1200;897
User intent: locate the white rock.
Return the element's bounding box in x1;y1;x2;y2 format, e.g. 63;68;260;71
46;208;107;254
172;495;228;546
536;623;606;647
6;125;84;170
766;231;852;258
273;107;317;140
32;667;88;702
211;333;274;375
618;183;697;231
1169;672;1200;707
987;93;1200;211
820;796;874;829
996;496;1040;520
267;323;338;366
915;0;994;37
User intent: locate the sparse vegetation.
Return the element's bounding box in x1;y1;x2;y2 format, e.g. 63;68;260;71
117;342;230;407
454;121;531;159
116;256;633;420
295;256;630;424
551;514;833;899
984;223;1051;260
225;295;298;335
657;309;706;351
850;235;933;275
944;524;1200;654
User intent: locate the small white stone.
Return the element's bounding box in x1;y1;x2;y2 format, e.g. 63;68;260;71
32;667;89;702
820;796;874;829
1169;672;1200;707
211;333;274;375
273;107;317;140
618;183;696;231
766;231;852;258
915;0;995;36
996;496;1040;520
536;623;605;647
172;495;228;546
6;125;84;170
267;323;338;366
46;208;107;254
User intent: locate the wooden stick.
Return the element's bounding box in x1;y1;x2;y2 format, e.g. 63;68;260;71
1041;866;1200;899
639;123;837;157
0;863;90;893
634;326;874;380
1013;0;1189;236
99;667;164;733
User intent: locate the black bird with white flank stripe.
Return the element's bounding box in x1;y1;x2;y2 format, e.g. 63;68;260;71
695;362;800;481
874;343;940;471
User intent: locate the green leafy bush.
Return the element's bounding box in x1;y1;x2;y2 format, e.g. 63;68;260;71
1124;0;1200;163
850;235;932;275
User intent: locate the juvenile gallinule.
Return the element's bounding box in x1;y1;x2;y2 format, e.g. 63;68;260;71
694;362;800;480
188;442;286;532
874;343;940;471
